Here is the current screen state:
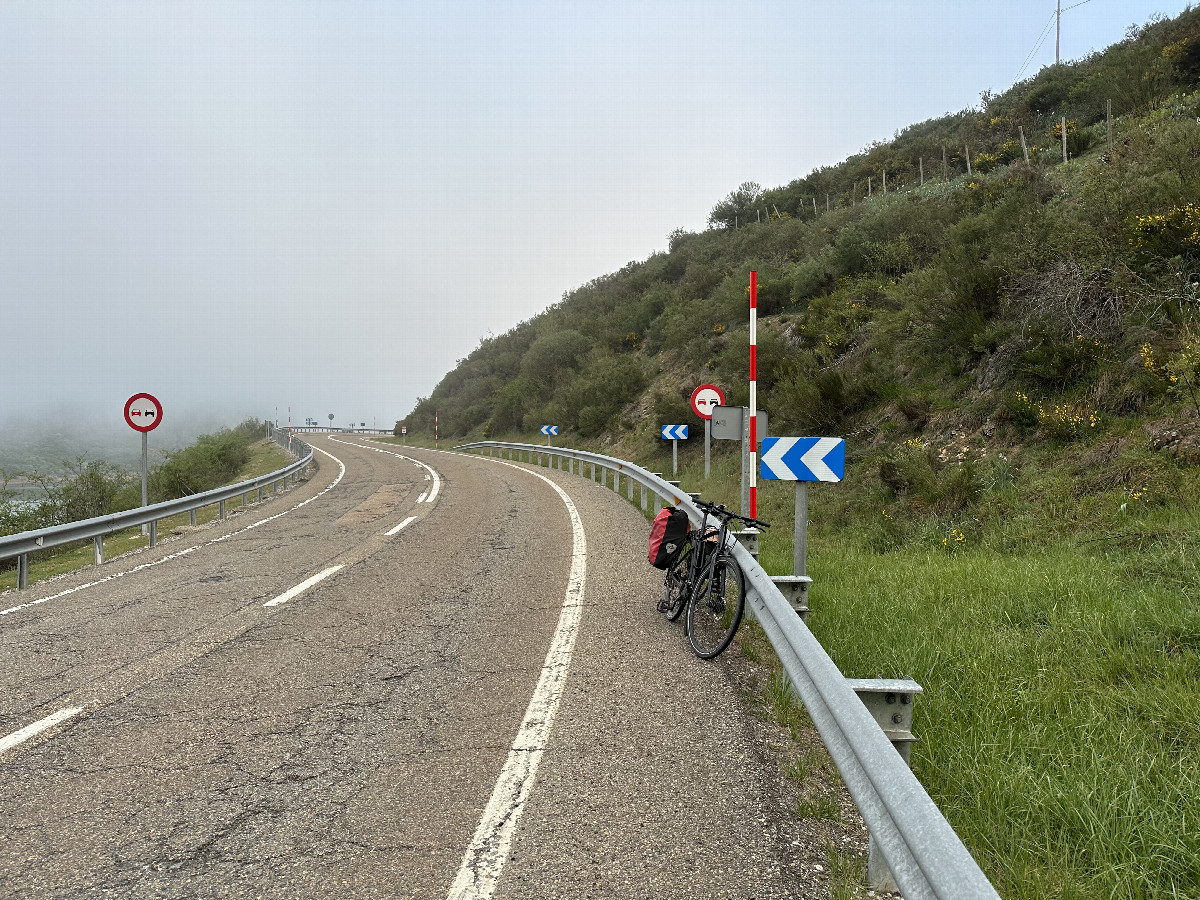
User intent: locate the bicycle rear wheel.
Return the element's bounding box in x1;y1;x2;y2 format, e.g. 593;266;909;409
686;555;745;659
660;542;693;621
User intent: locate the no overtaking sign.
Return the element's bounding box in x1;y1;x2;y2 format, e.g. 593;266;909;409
124;393;163;433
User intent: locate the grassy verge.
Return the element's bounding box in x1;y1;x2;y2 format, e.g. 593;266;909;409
453;431;1200;899
0;439;293;593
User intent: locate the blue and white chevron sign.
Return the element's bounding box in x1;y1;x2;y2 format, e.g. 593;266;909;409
540;425;559;436
760;437;845;482
660;424;689;440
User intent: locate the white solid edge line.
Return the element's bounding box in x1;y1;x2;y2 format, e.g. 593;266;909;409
0;706;85;754
385;516;417;537
327;436;442;505
446;460;587;900
263;565;344;607
417;492;428;504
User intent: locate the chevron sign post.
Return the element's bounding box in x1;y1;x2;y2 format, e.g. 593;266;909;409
540;424;558;445
661;425;689;477
760;436;846;583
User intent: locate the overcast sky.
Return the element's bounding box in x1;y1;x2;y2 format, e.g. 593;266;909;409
0;0;1190;439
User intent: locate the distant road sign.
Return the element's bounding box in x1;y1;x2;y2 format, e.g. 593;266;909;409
124;393;163;433
661;425;689;440
760;437;845;482
689;384;725;420
401;426;407;435
540;425;559;436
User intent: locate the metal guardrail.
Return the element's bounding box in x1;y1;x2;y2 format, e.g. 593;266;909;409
1;430;314;590
455;440;1000;900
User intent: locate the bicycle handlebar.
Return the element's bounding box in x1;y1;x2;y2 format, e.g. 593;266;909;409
692;499;771;530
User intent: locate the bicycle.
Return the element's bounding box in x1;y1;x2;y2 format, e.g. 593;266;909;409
659;500;770;659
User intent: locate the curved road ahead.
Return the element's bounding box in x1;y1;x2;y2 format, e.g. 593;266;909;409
1;435;819;899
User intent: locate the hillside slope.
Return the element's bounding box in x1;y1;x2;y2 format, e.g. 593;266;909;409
399;11;1200;900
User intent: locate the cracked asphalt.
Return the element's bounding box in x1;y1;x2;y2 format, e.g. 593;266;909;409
1;436;819;898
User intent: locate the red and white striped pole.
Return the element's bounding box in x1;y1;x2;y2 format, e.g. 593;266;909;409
435;412;439;448
749;270;758;519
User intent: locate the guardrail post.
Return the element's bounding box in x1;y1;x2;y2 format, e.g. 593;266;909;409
640;482;647;511
770;576;811;622
273;480;279;494
17;553;29;589
257;486;264;502
219;499;226;520
94;535;104;565
627;473;634;500
844;677;923;892
149;520;157;548
189;509;197;526
732;527;759;560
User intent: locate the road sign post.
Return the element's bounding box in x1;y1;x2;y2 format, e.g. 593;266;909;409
689;384;725;479
712;406;768;516
761;436;846;577
124;393;163;535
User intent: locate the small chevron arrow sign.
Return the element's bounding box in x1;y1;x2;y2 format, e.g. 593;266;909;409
540;425;559;436
760;437;845;482
660;424;689;440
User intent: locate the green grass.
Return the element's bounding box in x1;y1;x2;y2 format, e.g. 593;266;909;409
460;434;1200;899
0;439;293;593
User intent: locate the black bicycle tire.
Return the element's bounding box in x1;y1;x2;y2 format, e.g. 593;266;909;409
686;554;745;659
660;541;693;621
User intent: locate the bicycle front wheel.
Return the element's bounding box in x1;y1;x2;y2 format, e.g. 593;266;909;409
660;542;693;621
686;555;745;659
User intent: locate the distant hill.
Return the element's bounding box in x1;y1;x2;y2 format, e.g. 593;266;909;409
403;7;1200;459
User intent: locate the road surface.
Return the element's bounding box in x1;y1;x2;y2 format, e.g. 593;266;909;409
1;435;837;898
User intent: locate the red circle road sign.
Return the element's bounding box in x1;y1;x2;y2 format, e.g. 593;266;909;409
690;384;726;420
124;393;163;432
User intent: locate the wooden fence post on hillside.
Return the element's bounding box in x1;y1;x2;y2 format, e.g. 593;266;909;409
1107;99;1112;151
965;145;972;175
942;145;947;178
919;157;924;185
882;170;887;194
868;176;872;197
1062;116;1068;163
1018;125;1030;163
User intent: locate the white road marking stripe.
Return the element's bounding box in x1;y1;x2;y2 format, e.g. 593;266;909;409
385;516;417;536
263;565;344;607
0;707;84;755
446;460;587;900
417;491;428;503
0;446;348;619
329;436;443;505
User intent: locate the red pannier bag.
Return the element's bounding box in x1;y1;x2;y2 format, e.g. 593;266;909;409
648;507;690;569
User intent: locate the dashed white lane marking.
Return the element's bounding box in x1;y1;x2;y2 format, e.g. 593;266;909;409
263;565;344;608
0;445;349;619
0;707;84;755
417;492;428;503
385;516;417;537
446;458;587;900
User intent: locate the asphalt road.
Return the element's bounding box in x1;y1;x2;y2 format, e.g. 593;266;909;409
0;435;821;899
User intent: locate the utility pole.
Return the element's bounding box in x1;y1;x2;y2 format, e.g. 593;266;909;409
1056;0;1061;65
